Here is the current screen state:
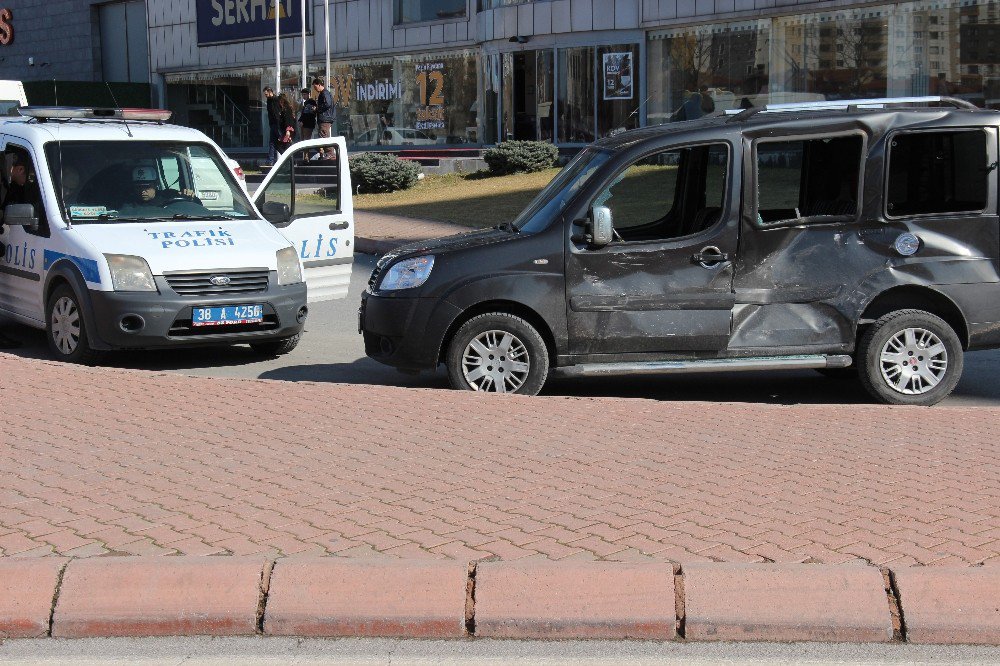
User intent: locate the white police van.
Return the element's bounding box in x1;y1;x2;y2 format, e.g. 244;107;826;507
0;106;353;363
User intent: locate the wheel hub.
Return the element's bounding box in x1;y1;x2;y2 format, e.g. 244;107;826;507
51;296;81;356
462;330;530;394
879;327;948;395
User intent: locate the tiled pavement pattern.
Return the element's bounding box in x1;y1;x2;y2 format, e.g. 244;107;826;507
354;211;465;253
1;355;998;566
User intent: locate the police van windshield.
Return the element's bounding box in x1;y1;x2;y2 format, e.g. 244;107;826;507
512;148;612;234
44;141;256;223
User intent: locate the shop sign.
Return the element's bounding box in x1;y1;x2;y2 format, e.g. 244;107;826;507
197;0;310;46
0;9;13;46
603;52;634;100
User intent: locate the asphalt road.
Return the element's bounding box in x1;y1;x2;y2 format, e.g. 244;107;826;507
1;637;999;665
4;252;1000;406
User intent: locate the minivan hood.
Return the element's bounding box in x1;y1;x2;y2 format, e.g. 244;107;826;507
72;220;290;274
385;228;512;262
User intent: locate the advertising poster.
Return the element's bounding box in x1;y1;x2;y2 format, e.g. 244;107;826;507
603;52;634;100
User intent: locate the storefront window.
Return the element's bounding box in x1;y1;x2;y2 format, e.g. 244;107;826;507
647;22;769;123
500;49;555;141
395;0;466;24
558;47;595;143
165;67;268;150
324;50;479;150
889;1;1000;107
772;9;890;101
597;45;640;137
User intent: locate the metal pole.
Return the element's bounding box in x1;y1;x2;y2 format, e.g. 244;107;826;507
274;0;281;93
301;0;307;91
324;0;330;83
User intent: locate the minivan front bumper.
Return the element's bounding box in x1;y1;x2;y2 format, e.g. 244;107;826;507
360;290;460;370
88;275;306;349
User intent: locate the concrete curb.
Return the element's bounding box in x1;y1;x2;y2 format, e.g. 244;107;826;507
2;558;999;644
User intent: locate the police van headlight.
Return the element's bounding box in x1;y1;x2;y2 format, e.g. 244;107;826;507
105;254;156;292
276;247;303;285
379;255;435;291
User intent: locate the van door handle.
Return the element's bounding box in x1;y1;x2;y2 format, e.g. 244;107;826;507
329;221;349;230
692;246;730;268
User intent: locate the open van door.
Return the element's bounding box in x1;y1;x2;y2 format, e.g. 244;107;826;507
253;137;353;302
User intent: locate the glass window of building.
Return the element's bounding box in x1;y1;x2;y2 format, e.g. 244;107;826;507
558;47;595;143
597;45;640;138
647;22;770;124
395;0;466;24
99;0;149;83
323;50;479;151
886;130;989;216
165;67;268;150
500;50;555;141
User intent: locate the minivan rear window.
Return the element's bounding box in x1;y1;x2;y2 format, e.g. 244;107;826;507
886;130;989;217
756;135;863;225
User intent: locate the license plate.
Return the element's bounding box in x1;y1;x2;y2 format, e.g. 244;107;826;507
197;190;220;201
192;304;263;327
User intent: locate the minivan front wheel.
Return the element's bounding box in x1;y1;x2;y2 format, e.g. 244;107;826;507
857;309;963;406
47;284;103;365
446;313;549;396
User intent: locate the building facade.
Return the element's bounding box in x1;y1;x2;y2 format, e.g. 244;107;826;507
148;0;1000;153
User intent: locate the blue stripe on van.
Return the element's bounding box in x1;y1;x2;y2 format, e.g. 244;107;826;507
43;250;101;284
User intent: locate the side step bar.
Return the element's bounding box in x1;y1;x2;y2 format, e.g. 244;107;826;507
550;354;852;378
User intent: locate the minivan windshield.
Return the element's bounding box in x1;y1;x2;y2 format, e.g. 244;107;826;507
44;141;256;223
512;148;612;234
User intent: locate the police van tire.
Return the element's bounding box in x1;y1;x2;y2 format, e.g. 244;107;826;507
446;312;549;396
857;309;963;406
46;284;103;366
249;334;301;356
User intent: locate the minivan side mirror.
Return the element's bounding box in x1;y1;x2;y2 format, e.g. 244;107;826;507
2;203;39;232
260;200;290;223
589;205;614;248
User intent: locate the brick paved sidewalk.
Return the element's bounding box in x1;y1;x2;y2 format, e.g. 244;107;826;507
1;354;998;566
354;210;467;255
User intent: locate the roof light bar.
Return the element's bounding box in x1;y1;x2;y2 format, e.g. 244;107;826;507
18;106;173;121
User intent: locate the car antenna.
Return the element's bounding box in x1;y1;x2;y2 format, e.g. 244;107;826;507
104;82;132;137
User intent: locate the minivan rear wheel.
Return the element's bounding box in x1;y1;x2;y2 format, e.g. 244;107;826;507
857;309;963;406
446;313;549;396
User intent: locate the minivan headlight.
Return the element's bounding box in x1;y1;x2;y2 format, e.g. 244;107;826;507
380;255;435;291
276;246;303;285
104;254;156;292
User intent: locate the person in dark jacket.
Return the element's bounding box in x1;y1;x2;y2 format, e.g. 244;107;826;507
264;87;295;165
298;87;317;143
312;77;335;159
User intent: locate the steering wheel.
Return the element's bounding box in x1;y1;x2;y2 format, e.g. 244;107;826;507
160;196;190;206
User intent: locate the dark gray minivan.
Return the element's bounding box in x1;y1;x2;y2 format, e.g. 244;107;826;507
360;97;1000;405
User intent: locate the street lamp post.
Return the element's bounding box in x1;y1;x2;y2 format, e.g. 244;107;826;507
274;0;281;93
324;0;330;83
301;0;307;91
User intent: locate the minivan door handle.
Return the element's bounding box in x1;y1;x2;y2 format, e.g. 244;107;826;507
692;246;730;268
329;221;349;231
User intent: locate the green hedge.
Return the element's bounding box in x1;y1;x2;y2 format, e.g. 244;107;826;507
483;141;558;175
349;152;420;194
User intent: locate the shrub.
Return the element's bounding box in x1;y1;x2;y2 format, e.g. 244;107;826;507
483;140;559;175
349;151;420;193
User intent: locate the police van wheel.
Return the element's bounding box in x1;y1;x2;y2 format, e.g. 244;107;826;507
857;309;963;406
249;334;301;357
446;312;549;396
47;284;103;366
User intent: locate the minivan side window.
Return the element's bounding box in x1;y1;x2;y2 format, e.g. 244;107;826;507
258;145;340;226
594;143;728;243
886;130;988;217
756;135;863;225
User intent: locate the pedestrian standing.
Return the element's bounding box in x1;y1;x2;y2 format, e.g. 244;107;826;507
313;77;335;159
276;93;296;153
298;87;317;144
264;86;280;166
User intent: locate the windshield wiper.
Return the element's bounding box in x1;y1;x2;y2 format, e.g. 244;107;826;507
171;213;237;220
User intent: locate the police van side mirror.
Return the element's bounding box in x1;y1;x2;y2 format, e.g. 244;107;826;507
589;205;614;248
260;200;290;224
3;203;39;232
